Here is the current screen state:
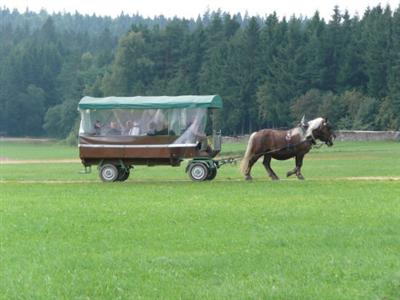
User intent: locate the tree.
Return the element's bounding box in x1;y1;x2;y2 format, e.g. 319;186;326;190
102;31;154;96
386;5;400;128
303;12;327;89
317;6;344;92
223;17;261;133
336;12;367;91
317;91;345;127
361;5;391;98
43;98;79;138
257;17;307;128
353;96;378;129
4;85;46;136
291;89;325;122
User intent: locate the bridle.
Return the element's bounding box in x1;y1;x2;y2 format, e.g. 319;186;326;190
304;122;335;147
318;123;335;146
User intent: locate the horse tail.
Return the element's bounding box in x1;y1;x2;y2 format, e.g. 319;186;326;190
240;132;257;175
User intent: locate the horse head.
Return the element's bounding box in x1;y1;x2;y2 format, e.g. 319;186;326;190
306;117;336;146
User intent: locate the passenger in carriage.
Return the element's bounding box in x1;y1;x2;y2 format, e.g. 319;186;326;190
154;121;169;135
93;120;102;135
106;121;121;135
122;121;133;135
147;121;174;136
130;122;141;135
122;120;139;135
122;120;133;135
123;120;140;135
147;122;157;136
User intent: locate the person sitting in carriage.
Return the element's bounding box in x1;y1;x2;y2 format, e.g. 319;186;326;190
147;121;174;136
93;120;102;135
123;120;140;135
106;121;121;135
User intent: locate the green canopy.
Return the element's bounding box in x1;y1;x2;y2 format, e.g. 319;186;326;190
78;95;223;110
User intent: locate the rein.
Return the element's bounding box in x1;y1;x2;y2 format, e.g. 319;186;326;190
311;141;325;149
217;139;312;162
252;134;328;157
254;139;312;157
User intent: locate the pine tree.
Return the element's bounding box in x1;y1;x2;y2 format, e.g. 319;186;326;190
102;31;154;96
386;5;400;128
361;5;392;98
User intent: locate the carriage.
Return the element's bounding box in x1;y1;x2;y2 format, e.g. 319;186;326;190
78;95;224;182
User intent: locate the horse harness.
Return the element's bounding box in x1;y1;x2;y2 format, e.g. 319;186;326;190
255;129;320;157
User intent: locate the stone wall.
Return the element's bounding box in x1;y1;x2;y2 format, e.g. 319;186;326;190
335;130;400;141
222;130;400;143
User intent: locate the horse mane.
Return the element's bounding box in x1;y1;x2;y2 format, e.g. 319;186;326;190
305;117;324;139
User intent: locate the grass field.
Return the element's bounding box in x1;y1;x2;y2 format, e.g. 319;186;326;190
1;139;400;299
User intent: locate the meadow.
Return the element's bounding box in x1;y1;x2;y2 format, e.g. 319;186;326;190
1;139;399;299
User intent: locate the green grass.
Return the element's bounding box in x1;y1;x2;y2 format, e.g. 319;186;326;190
0;140;78;160
1;140;400;299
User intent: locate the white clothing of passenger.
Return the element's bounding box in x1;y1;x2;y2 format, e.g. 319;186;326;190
129;126;140;135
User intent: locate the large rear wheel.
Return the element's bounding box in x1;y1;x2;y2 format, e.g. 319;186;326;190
99;164;119;182
116;167;130;181
206;168;217;180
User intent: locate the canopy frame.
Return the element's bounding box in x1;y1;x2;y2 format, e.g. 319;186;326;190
78;95;223;110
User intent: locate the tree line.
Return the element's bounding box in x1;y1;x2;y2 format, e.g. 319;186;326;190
0;5;399;139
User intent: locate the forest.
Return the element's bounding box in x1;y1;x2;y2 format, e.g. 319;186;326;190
0;5;399;140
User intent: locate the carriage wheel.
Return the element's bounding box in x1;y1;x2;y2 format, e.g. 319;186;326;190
206;168;217;180
188;162;209;181
116;167;130;181
99;164;119;182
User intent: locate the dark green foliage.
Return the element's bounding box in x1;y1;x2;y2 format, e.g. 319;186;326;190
361;5;392;99
353;96;379;130
0;6;399;138
291;89;324;122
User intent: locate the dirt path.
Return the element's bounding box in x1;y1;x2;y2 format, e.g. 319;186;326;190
345;176;400;181
0;137;54;142
1;177;400;184
0;159;79;164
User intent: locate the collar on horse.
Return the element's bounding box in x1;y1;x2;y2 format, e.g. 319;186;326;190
285;126;316;148
306;131;317;145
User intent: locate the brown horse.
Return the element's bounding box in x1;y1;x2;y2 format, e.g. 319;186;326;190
240;117;335;180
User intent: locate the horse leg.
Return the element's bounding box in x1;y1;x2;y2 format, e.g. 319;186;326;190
295;155;305;180
287;156;305;179
244;154;262;180
263;155;279;180
286;164;297;177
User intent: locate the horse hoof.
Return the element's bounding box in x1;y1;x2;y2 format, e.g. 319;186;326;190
297;175;305;180
286;172;293;177
245;175;253;181
271;176;280;181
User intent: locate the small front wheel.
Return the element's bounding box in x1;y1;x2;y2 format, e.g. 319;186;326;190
188;163;209;181
99;164;119;182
